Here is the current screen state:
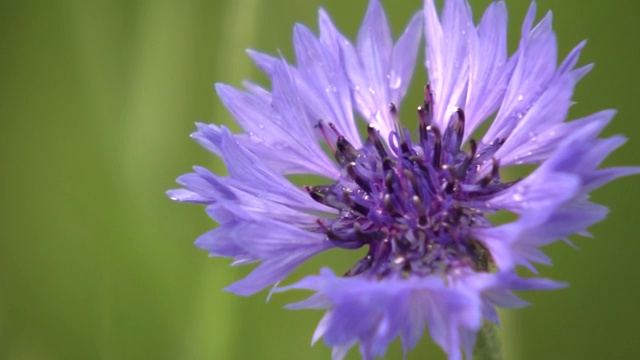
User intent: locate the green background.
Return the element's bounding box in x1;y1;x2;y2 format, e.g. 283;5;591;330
1;0;639;359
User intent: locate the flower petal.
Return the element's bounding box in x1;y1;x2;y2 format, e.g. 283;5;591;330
464;1;513;138
424;0;474;130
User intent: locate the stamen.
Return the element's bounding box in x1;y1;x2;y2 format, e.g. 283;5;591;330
427;125;442;169
367;124;388;158
344;254;373;277
335;136;359;165
305;185;344;209
444;108;465;154
328;122;341;137
417;106;430;144
456;139;477;179
424;83;434;123
316;120;336;152
346;162;373;193
479;158;500;187
411;195;428;227
403;169;420;197
389;103;401;137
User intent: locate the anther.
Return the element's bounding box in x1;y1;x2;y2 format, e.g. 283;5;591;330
412;195;428;226
389;103;411;154
424;83;434;121
478;158;500;187
354;222;385;243
427;125;442;169
491;157;500;180
345;192;370;216
382;157;394;172
346;162;373;193
344;254;374;277
328;122;341;136
383;194;394;214
441;166;458;194
316;120;336;152
306;185;343;209
417;106;430;144
469;138;477;158
403;169;419;196
367;124;388;158
456;139;477;180
389;103;401;136
384;171;394;192
444;108;465;154
335;136;359;165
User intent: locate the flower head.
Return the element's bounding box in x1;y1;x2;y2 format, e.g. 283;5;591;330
168;0;639;358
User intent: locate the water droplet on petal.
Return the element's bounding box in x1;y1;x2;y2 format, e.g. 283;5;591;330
517;94;524;101
388;70;402;90
325;85;337;93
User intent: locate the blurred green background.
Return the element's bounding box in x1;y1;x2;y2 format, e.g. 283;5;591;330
1;0;639;359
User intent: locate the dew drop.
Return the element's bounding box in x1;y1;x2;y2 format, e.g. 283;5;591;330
258;124;265;129
325;85;337;93
388;70;402;90
517;94;524;101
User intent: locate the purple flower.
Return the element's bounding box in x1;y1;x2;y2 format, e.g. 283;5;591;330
168;0;639;358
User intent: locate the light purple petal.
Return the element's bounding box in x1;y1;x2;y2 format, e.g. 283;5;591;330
246;49;279;75
223;221;333;296
335;0;422;144
389;12;423;106
218;127;335;214
166;188;213;204
496;110;614;166
292;24;362;147
464;1;512;138
424;0;474;130
484;6;558;143
216;81;340;177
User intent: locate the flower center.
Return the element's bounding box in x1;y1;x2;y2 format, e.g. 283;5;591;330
306;85;512;279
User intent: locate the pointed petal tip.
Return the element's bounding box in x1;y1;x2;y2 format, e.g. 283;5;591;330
223;282;257;297
166;189;184;201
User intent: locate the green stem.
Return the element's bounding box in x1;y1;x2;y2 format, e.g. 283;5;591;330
473;321;503;360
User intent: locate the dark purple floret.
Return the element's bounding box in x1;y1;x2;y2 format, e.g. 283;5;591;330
306;85;513;279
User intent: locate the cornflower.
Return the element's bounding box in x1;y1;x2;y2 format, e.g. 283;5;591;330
168;0;639;358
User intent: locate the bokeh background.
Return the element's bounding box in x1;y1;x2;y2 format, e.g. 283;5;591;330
1;0;639;359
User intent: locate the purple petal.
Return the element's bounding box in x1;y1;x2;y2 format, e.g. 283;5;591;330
223;221;333;296
464;1;512;138
389;12;423;106
292;24;361;147
424;0;474;131
484;7;558;143
218;127;335;213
